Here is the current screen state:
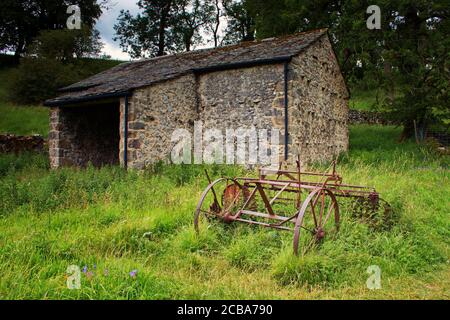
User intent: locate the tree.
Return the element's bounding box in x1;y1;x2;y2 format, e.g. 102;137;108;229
9;28;106;104
173;0;216;52
29;28;103;62
206;0;223;47
244;0;449;139
114;0;177;58
115;0;216;58
0;0;104;59
375;1;450;139
222;0;255;44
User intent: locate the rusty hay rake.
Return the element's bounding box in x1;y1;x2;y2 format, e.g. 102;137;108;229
194;159;392;255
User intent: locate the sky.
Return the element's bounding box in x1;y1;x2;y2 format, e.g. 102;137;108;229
95;0;140;61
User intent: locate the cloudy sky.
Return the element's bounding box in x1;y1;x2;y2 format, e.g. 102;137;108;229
95;0;140;61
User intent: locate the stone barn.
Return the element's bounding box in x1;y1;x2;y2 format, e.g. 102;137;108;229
44;28;349;169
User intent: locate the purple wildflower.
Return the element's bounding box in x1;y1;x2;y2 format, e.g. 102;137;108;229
82;265;88;273
129;270;138;278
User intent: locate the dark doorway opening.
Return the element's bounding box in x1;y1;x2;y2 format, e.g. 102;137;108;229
60;101;120;167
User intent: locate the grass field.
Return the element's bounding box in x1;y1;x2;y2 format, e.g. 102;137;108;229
0;68;49;136
0;124;448;299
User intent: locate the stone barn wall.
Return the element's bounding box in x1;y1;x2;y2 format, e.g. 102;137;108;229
198;64;286;164
50;35;349;169
288;35;349;164
120;75;198;169
121;40;349;169
123;64;288;168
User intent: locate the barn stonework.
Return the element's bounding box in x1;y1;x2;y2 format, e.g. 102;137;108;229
45;29;349;169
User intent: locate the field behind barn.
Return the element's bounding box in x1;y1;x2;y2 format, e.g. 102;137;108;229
0;67;449;299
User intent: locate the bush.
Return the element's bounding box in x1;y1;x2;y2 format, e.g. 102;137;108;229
8;58;77;104
7;56;124;105
6;28;123;105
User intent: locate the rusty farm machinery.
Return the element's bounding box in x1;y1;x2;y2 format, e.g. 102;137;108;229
194;159;392;255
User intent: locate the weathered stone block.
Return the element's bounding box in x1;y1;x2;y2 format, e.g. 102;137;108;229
128;121;146;130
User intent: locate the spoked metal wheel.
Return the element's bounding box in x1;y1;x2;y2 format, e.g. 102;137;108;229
194;178;248;233
293;187;340;255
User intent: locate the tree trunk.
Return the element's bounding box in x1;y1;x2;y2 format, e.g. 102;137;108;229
13;27;25;61
158;1;172;56
184;30;193;52
213;0;220;47
383;61;395;103
399;122;415;142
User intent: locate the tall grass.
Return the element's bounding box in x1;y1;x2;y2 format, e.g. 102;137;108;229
0;125;448;299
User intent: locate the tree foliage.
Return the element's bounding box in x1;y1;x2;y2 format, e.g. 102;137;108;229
0;0;104;58
245;0;449;138
28;28;103;62
172;0;216;52
9;28;109;104
115;0;219;58
114;0;176;58
221;0;255;44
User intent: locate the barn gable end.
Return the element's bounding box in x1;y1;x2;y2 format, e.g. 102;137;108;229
287;34;349;164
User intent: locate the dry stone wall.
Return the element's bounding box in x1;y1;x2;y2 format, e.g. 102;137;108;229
348;109;391;125
0;134;45;154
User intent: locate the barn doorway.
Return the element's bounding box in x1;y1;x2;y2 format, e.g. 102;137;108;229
59;100;120;167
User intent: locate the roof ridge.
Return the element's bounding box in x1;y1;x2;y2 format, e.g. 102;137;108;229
118;28;328;65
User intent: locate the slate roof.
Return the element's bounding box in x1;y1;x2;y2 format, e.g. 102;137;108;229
44;29;328;106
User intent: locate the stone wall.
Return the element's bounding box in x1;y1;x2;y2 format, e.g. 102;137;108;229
123;36;349;168
123;65;286;168
348;109;391;125
198;64;286;164
288;35;349;164
120;75;197;169
49;104;120;168
0;134;45;154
